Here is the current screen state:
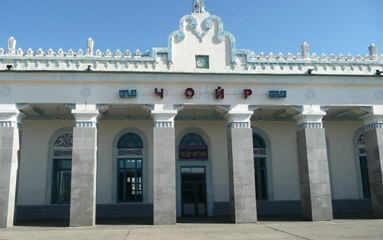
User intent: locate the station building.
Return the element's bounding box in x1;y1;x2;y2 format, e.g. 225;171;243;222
1;2;383;227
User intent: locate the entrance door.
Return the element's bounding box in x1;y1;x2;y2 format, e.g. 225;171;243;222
181;167;207;216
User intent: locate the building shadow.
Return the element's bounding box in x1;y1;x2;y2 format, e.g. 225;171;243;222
96;218;153;225
177;216;231;224
15;219;69;227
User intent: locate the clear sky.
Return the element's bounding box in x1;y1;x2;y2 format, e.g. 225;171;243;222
1;0;382;56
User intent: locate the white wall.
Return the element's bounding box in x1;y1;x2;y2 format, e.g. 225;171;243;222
325;121;364;199
18;120;73;205
17;119;365;206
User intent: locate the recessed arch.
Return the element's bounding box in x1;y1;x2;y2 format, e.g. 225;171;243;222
175;127;213;217
112;128;149;203
252;127;274;201
45;127;73;204
353;127;370;199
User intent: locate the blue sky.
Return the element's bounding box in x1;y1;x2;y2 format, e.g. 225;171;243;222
1;0;382;56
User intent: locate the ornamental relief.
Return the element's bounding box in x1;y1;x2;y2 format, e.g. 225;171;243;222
54;133;73;148
358;133;365;145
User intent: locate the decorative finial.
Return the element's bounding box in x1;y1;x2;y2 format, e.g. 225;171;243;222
194;0;206;13
86;38;94;55
301;42;309;59
369;43;377;60
7;37;16;55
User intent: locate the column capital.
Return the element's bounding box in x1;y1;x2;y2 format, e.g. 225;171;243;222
71;104;103;128
289;105;327;131
224;111;253;129
149;104;181;128
0;104;26;129
218;104;254;129
356;106;383;131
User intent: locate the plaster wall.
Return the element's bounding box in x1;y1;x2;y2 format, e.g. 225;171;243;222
16;119;365;206
17;120;73;205
324;121;364;199
1;79;383;107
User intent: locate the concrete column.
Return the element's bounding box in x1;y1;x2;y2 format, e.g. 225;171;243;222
0;105;24;228
150;105;178;225
69;104;101;227
360;106;383;218
224;105;257;223
292;105;333;221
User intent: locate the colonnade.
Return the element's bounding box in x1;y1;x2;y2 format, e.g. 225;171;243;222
1;103;383;227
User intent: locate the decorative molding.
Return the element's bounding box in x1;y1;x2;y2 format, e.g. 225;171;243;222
297;122;323;131
227;122;250;129
0;121;21;128
142;104;154;112
65;104;76;110
174;104;185;111
96;104;109;113
215;105;230;115
286;106;303;115
54;132;73;148
16;103;33;113
1;22;382;74
74;121;98;128
364;123;383;131
248;105;258;112
353;107;372;116
153;121;174;128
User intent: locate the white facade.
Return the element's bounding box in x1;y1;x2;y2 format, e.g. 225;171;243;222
0;2;383;227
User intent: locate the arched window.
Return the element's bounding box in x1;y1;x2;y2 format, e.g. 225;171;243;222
179;133;208;160
52;132;73;203
253;133;267;200
357;132;370;198
117;133;143;202
180;133;206;146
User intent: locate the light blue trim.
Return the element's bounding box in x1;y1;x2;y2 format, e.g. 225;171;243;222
227;122;250;129
153;121;174;128
167;15;197;62
364;123;383;131
204;15;238;63
74;121;98;128
45;127;73;205
0;121;21;129
353;127;367;199
297;122;323;131
175;127;213;217
112;128;149;204
252;127;274;200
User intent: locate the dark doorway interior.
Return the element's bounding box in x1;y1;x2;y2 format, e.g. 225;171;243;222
181;167;207;217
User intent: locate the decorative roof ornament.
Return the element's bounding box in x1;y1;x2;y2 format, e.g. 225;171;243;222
7;37;16;55
369;43;377;60
194;0;206;13
301;42;309;59
86;38;94;56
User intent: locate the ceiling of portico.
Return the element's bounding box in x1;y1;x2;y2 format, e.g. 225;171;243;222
21;103;362;122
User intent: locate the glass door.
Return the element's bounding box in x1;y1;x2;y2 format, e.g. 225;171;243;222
181;167;206;216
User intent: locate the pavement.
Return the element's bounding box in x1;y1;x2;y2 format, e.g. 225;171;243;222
1;217;383;240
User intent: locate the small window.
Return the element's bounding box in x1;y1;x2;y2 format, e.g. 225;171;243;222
196;56;209;69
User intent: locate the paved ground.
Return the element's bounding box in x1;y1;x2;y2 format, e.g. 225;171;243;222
1;218;383;240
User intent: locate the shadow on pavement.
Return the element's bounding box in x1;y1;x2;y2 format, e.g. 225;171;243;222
14;214;375;227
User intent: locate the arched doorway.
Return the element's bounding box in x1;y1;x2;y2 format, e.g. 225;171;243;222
116;132;144;202
354;129;371;198
176;129;213;217
51;131;73;204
